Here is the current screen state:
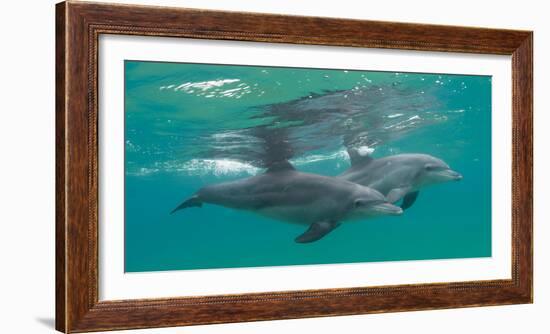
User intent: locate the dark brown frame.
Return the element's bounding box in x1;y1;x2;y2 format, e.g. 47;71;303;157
56;1;533;332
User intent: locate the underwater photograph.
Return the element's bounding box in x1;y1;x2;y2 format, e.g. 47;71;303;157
124;60;492;273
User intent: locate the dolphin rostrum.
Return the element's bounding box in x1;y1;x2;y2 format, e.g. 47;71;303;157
171;161;403;243
339;148;463;210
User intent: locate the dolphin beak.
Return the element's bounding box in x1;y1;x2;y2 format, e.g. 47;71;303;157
449;170;463;181
371;203;403;215
439;169;462;181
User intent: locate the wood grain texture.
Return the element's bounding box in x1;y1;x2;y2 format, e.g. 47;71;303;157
55;1;533;332
55;2;67;332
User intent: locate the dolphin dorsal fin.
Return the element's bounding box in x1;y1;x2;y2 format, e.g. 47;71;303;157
266;160;295;173
347;147;374;167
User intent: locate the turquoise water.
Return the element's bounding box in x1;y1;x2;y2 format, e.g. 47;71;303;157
124;60;492;272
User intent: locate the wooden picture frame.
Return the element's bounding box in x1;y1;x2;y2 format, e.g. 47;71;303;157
56;1;533;332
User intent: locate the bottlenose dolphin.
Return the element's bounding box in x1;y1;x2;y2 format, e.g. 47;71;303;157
339;149;462;210
172;161;403;243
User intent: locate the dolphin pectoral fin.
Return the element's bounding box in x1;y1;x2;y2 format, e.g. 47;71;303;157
171;195;202;214
295;221;340;243
401;191;419;210
386;187;410;203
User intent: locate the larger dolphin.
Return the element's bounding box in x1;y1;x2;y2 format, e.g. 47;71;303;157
171;161;403;243
338;149;462;210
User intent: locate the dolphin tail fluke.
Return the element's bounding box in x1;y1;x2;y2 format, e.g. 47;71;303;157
295;221;340;243
171;195;202;214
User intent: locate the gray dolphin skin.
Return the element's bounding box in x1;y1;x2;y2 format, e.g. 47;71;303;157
339;149;463;210
171;161;403;243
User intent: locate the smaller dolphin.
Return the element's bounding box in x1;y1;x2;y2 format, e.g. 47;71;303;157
172;161;402;243
339;149;462;210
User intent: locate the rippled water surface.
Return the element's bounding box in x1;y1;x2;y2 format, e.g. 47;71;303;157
124;60;492;272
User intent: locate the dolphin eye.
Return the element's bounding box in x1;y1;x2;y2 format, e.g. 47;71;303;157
354;200;366;208
425;164;436;171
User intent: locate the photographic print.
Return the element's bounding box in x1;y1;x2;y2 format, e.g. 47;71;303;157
124;61;491;273
56;4;532;330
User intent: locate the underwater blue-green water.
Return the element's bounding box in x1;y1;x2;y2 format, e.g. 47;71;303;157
124;60;491;272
